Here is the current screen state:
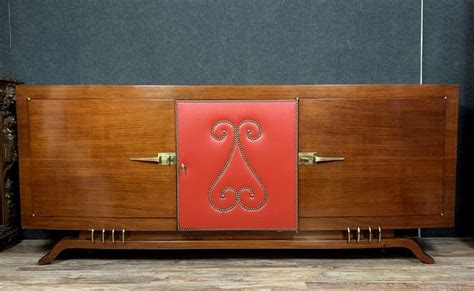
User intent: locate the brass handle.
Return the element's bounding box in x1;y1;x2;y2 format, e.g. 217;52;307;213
299;152;345;165
130;152;176;165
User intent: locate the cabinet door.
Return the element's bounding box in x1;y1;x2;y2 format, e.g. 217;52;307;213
176;101;298;231
19;98;176;230
299;96;455;230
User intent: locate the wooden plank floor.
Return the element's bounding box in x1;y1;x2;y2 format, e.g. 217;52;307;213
0;238;473;289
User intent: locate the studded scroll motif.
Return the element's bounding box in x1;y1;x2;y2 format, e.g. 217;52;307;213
208;119;268;213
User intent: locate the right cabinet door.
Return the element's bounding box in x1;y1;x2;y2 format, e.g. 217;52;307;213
298;95;456;230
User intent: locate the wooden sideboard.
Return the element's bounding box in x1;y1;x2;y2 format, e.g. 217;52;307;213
16;85;458;264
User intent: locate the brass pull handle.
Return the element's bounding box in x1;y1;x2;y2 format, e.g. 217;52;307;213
299;152;345;165
315;155;345;164
130;152;176;165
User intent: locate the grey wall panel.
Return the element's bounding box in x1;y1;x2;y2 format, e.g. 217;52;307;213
9;0;81;84
79;1;176;85
0;0;11;76
423;0;474;237
10;0;420;84
0;0;9;49
423;1;471;84
0;47;10;76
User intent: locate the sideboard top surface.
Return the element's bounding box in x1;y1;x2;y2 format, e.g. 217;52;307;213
16;84;459;100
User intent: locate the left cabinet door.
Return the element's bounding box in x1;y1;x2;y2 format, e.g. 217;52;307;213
17;97;177;231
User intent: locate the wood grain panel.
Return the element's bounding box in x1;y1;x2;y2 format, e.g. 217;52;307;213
299;97;448;218
25;99;176;219
16;84;457;100
21;217;176;231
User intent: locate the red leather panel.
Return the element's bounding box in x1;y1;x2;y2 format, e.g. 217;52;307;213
176;101;297;230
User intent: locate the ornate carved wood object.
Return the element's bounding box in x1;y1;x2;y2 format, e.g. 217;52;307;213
0;77;21;251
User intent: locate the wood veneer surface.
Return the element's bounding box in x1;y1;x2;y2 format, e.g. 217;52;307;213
16;85;458;231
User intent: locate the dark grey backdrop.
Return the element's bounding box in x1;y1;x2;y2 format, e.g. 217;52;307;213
1;0;472;236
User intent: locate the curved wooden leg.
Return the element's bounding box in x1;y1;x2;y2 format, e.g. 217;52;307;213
398;237;435;264
378;237;434;264
38;237;78;265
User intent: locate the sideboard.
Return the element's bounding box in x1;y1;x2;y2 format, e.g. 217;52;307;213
16;85;458;264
